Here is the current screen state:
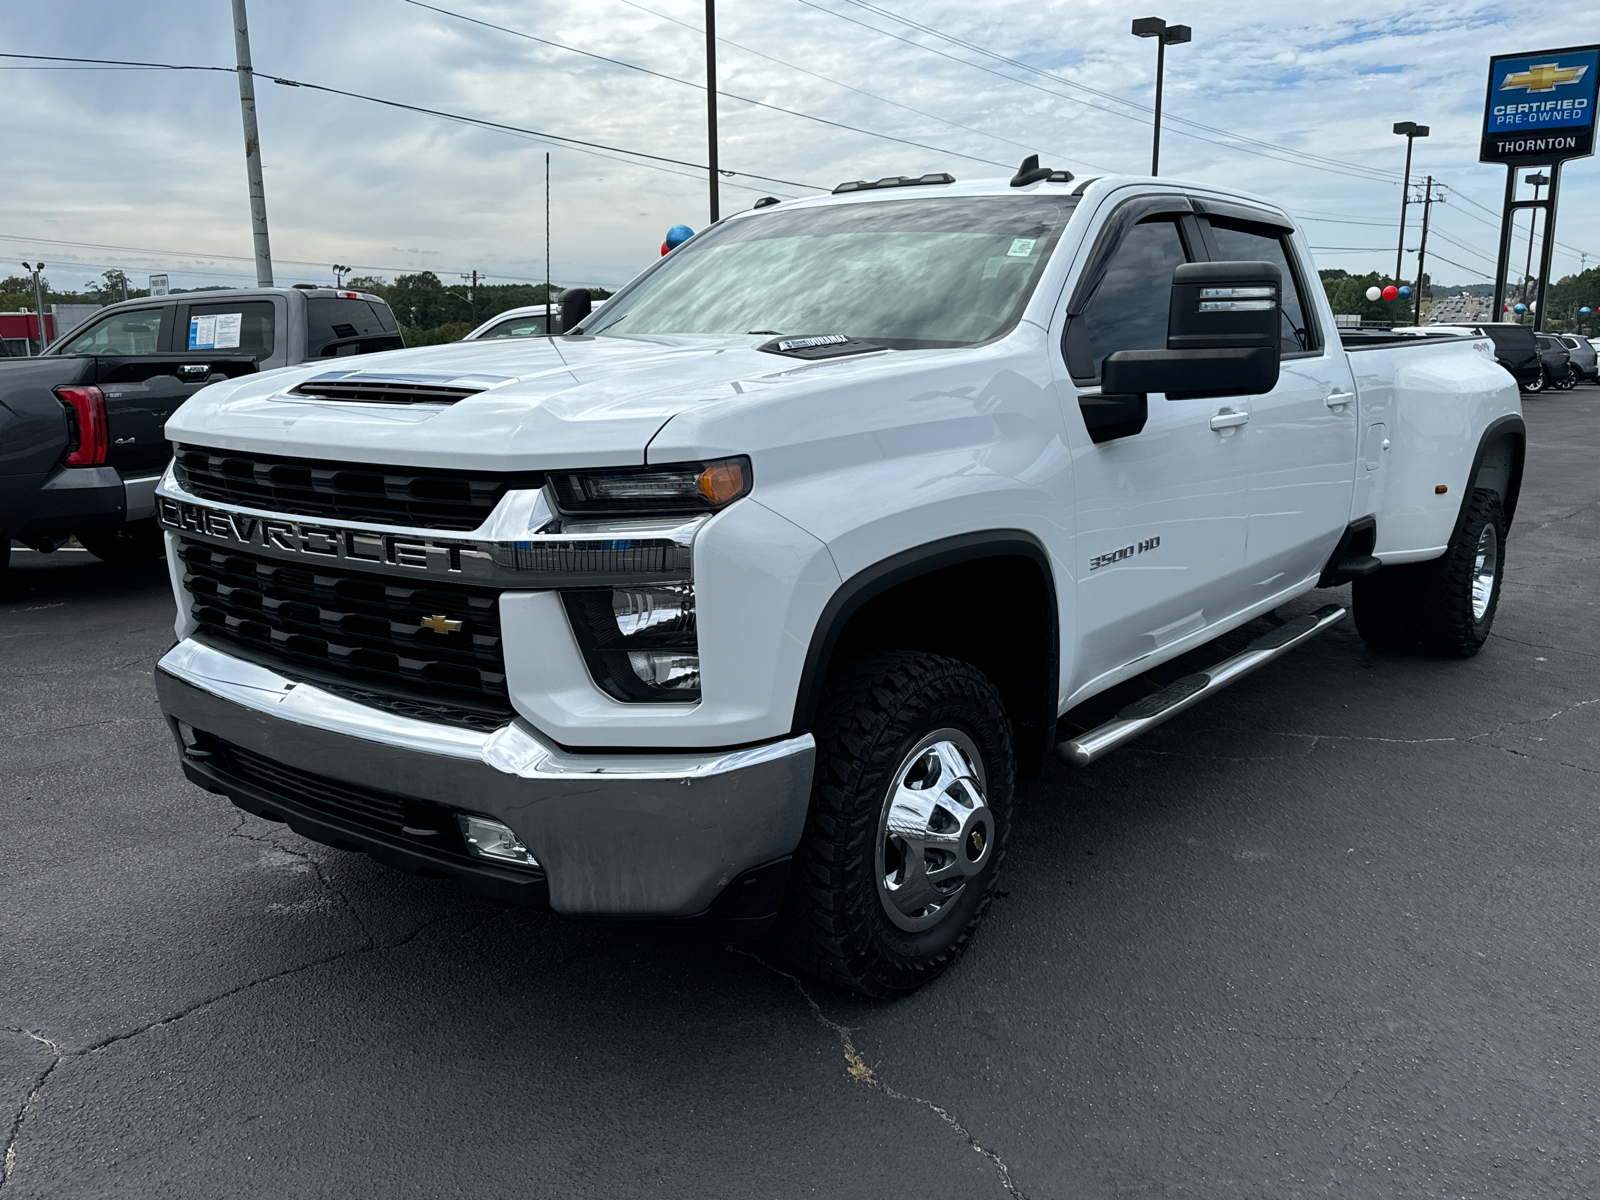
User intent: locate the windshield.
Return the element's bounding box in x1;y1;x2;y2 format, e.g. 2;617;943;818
586;195;1077;349
476;312;549;338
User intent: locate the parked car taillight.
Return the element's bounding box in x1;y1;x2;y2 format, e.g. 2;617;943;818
55;385;108;467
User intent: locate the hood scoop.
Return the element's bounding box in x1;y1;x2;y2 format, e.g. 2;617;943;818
289;370;512;406
756;334;885;361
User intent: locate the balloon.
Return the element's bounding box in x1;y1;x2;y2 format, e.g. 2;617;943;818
662;224;695;255
1366;286;1382;301
1583;306;1593;315
1382;285;1399;301
1514;303;1527;314
660;241;670;256
1398;286;1412;299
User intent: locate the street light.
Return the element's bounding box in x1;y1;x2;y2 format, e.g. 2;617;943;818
23;261;47;354
1132;18;1191;176
1521;172;1550;309
1392;121;1429;285
332;263;350;288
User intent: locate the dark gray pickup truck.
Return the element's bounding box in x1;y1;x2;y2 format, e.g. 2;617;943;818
0;286;401;572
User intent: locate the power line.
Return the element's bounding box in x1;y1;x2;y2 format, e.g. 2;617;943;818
794;0;1399;183
0;51;824;193
609;0;1116;172
403;0;1018;171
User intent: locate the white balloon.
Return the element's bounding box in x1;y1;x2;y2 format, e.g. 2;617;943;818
1366;286;1382;301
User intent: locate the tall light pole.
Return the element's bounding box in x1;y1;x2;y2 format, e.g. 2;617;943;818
1132;17;1191;176
705;0;719;223
1392;121;1428;284
1521;172;1550;310
231;0;274;286
332;264;350;288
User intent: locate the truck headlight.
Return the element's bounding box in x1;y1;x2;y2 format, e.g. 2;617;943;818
548;457;750;517
562;584;701;702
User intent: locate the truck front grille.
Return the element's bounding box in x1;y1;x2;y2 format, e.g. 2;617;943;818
179;537;512;720
173;443;539;531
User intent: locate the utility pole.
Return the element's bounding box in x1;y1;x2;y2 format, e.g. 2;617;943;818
1132;18;1191;175
1392;122;1428;284
231;0;274;286
25;262;47;354
705;0;719;223
461;270;479;324
1413;176;1435;326
545;151;552;325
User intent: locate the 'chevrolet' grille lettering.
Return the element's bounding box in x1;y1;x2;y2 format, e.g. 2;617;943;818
158;496;461;573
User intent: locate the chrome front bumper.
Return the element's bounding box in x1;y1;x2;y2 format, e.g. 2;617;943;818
155;639;815;917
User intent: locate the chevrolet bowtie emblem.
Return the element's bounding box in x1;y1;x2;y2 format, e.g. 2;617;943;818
420;614;463;634
1501;62;1589;94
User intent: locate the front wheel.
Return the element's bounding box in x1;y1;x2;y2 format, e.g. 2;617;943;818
75;518;166;565
775;651;1013;998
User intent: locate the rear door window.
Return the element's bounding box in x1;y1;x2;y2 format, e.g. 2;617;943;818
59;307;167;356
184;300;275;360
1203;218;1320;355
307;297;403;357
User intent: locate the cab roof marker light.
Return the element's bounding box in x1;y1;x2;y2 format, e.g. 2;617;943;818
831;172;955;195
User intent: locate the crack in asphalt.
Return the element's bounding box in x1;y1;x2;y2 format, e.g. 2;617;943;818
227;817;376;943
0;909;490;1190
730;949;1029;1200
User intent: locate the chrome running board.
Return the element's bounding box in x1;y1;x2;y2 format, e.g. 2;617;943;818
1056;604;1347;768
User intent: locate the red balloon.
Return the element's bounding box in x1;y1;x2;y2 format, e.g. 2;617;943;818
660;241;671;256
1382;285;1399;301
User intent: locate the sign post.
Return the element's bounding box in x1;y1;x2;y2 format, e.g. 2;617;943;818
149;274;169;298
1481;44;1597;330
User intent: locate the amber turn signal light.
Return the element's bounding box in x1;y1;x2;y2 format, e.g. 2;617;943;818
698;461;746;505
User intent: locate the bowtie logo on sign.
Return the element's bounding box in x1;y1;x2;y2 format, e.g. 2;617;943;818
1500;62;1589;94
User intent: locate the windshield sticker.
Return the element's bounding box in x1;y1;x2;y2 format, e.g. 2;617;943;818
213;313;243;349
188;315;216;350
1007;237;1038;257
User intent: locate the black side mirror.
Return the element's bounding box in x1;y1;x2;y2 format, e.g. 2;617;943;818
558;288;593;335
1083;261;1283;444
1105;260;1282;399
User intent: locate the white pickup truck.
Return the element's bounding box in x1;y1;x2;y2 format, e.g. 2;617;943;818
152;163;1524;997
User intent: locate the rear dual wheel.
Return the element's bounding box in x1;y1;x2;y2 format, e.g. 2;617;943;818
1353;487;1505;658
776;651;1012;998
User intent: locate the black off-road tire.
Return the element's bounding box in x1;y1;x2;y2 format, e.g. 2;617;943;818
1352;565;1417;651
75;519;166;566
1523;369;1546;394
775;651;1014;999
1407;488;1506;658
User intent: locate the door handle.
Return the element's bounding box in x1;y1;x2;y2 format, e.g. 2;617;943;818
1209;408;1250;432
1325;391;1355;409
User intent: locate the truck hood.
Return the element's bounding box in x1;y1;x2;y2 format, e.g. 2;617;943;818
163;334;935;471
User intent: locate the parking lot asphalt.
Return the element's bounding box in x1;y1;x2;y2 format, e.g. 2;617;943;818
4;386;1599;1199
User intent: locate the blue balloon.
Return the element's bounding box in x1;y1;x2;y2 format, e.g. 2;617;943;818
1583;306;1593;315
1514;303;1527;314
1398;286;1412;299
664;224;695;250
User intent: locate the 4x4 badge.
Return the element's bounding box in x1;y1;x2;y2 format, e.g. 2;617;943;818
420;615;463;634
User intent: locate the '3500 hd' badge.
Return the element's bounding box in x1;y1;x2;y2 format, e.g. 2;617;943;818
1090;535;1160;571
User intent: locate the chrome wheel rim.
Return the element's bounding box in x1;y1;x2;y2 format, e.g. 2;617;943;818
874;729;993;933
1471;522;1499;622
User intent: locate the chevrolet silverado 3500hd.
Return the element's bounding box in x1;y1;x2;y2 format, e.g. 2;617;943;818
152;166;1523;997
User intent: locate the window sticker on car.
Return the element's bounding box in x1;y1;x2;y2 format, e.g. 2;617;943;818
213;313;242;349
1007;237;1038;257
188;315;216;349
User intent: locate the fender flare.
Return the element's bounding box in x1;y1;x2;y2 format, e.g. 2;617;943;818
788;530;1060;775
1462;413;1526;529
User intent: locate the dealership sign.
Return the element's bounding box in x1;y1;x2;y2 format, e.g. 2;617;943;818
1482;45;1599;164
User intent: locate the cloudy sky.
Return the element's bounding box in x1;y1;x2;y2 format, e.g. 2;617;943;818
3;0;1596;295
